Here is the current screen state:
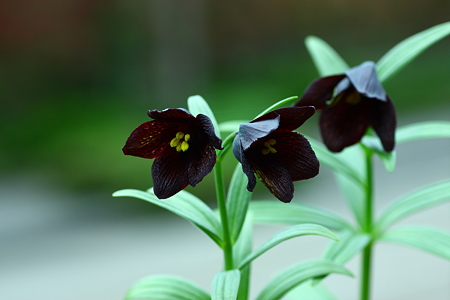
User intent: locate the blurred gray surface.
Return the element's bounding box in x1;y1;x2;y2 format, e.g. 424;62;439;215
1;109;449;300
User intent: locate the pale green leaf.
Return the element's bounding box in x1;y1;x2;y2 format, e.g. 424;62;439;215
377;22;450;82
307;136;365;187
255;96;299;118
238;224;338;270
322;230;370;265
255;260;353;300
376;180;450;231
396;121;450;144
380;225;450;260
211;270;240;300
188;95;221;138
249;200;352;231
113;189;223;246
361;135;396;173
305;36;349;76
227;164;252;244
219;120;248;133
125;275;211;300
286;281;338;300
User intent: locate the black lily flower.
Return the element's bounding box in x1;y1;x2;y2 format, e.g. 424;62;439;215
233;107;319;203
295;61;396;152
123;108;223;199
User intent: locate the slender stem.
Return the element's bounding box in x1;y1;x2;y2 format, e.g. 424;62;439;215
360;146;374;300
214;159;234;270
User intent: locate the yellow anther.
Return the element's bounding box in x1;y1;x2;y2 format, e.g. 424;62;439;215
170;131;191;152
346;90;361;105
261;139;277;155
176;132;185;139
170;137;181;147
181;141;189;151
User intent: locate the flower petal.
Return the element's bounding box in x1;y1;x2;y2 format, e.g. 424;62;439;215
252;107;316;132
345;61;387;101
370;96;397;152
187;143;217;187
246;148;295;203
122;120;179;158
320;95;371;152
152;149;190;199
197;114;223;150
233;136;257;192
269;132;320;181
295;75;346;108
239;116;280;150
147;108;194;120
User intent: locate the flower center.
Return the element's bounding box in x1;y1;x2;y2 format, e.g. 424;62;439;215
345;89;362;105
170;131;191;152
261;139;277;155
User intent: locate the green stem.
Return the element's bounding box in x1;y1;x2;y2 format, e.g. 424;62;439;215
214;158;234;270
360;146;374;300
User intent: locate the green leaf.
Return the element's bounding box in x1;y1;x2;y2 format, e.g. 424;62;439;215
322;230;370;264
380;225;450;260
376;180;450;231
286;281;338;300
306;136;365;188
188;95;221;138
255;96;299;119
249;200;352;231
211;270;241;300
238;224;339;270
361;135;396;173
233;214;253;300
334;172;366;229
377;22;450;82
113;189;223;246
396;121;450;144
219;120;248;133
227;164;252;244
125;275;211;300
255;260;353;300
305;36;349;76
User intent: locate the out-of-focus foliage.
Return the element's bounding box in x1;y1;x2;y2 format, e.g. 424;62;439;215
0;0;449;200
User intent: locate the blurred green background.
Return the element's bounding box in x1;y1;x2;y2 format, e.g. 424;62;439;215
1;0;449;207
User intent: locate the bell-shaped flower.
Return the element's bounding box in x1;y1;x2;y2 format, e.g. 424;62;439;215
123;108;223;199
233;107;319;203
295;61;396;152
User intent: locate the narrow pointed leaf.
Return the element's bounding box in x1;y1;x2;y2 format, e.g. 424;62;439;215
380;225;450;260
376;180;450;231
255;260;353;300
305;36;349;76
377;22;450;82
335;172;366;229
249;200;352;231
362;135;396;173
211;270;240;300
188;95;221;138
322;230;371;264
227;164;252;244
396;121;450;144
286;281;338;300
113;189;223;246
125;275;211;300
219;120;248;134
238;224;338;270
307;136;365;187
255;96;299;118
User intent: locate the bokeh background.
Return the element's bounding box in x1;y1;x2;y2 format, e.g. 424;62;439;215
1;1;449;299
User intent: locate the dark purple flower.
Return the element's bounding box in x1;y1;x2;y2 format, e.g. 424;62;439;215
233;107;319;203
295;61;396;152
122;108;223;199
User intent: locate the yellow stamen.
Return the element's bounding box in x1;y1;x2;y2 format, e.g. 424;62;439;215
262;139;277;155
170;131;191;152
346;89;361;105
